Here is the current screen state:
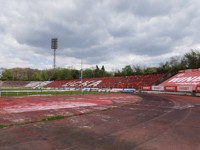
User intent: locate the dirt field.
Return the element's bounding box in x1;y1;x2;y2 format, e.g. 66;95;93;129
0;93;200;150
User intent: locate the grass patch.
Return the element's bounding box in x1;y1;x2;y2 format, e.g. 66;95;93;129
103;107;117;111
0;124;10;128
0;90;115;97
0;125;5;128
41;115;66;121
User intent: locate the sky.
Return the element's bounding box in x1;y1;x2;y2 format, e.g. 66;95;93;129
0;0;200;71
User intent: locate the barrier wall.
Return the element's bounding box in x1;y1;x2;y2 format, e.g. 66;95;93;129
141;85;194;92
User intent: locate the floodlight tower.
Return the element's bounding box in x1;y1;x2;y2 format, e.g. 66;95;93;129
51;38;58;70
81;59;83;95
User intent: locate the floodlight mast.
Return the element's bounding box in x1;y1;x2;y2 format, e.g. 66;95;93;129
51;38;58;70
81;59;83;95
53;49;56;69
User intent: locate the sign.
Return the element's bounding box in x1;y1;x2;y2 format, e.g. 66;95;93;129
196;85;200;93
141;86;152;91
177;86;193;92
164;86;177;92
185;69;192;72
152;86;164;91
178;70;185;73
192;69;199;72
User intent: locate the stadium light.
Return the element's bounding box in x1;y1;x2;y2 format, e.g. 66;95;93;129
81;59;83;95
51;38;58;70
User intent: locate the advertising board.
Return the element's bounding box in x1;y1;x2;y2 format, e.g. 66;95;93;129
152;86;164;91
141;86;152;91
164;86;177;92
177;86;193;92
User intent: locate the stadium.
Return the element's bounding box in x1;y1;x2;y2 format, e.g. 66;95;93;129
1;1;200;150
0;66;200;150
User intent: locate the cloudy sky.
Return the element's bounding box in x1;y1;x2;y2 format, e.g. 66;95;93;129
0;0;200;71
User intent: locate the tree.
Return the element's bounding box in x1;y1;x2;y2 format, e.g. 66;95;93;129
132;64;143;74
184;50;200;69
122;65;133;76
95;65;99;71
21;75;28;81
41;71;49;80
143;67;157;74
31;72;42;81
101;65;105;71
101;65;105;77
114;70;122;76
60;69;69;80
83;69;94;78
71;69;80;79
94;65;101;77
169;56;181;67
0;70;13;80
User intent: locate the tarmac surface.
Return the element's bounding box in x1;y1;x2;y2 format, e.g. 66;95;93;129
0;93;200;150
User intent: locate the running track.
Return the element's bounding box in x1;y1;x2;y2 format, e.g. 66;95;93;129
0;93;200;150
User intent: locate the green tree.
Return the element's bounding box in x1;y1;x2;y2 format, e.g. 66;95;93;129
143;67;157;74
184;50;200;69
122;65;133;76
83;69;94;78
95;65;99;71
94;65;101;77
0;70;13;80
132;65;143;74
41;71;49;80
31;72;42;81
114;70;122;76
101;65;105;77
71;69;80;79
21;75;28;81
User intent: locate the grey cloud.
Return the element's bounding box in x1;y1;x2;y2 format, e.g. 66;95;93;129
1;0;200;70
110;0;186;17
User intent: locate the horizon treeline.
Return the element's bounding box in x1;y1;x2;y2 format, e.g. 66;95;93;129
0;50;200;81
115;49;200;76
0;65;110;81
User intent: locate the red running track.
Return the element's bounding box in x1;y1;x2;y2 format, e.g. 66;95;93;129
0;94;141;124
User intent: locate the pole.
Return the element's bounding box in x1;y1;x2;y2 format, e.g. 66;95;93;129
54;49;56;70
81;60;83;95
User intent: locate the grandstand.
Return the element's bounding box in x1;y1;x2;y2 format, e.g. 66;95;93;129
43;73;165;89
0;81;52;89
159;68;200;90
111;74;165;89
0;73;165;90
0;81;30;89
25;81;52;89
141;68;200;94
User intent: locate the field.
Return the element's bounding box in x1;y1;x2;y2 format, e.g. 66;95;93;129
0;93;200;150
0;89;110;97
